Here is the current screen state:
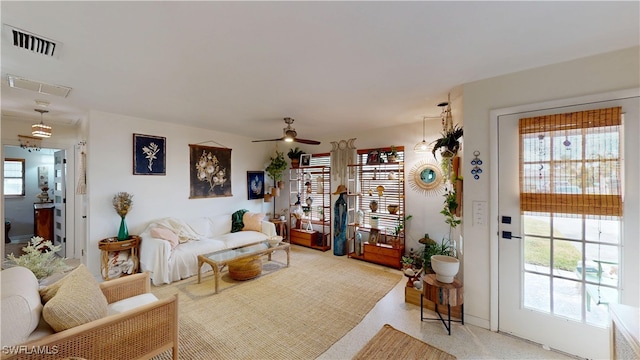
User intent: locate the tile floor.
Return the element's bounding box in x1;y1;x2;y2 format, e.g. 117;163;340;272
318;255;576;360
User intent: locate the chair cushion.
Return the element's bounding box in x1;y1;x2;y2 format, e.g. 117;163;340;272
151;227;179;249
107;293;158;316
42;266;108;332
243;212;265;232
231;209;248;233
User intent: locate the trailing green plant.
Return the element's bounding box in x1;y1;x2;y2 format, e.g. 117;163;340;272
441;188;461;239
393;214;413;237
431;124;463;159
265;151;288;182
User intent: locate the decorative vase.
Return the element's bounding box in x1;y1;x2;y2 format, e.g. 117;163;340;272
387;204;399;214
369;200;378;213
370;216;379;229
305;196;313;206
355;232;362;256
117;217;129;241
291;159;300;168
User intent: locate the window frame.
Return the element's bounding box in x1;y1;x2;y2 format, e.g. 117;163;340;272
4;158;26;197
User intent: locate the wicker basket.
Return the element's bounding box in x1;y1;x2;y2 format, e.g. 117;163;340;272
228;257;262;281
98;235;140;251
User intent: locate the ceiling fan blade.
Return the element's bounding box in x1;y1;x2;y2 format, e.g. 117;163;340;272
251;138;285;143
295;138;321;145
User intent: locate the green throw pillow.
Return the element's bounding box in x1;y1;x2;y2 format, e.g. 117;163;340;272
231;209;249;233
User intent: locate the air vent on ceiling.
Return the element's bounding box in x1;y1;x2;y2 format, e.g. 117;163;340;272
3;24;61;58
7;74;72;98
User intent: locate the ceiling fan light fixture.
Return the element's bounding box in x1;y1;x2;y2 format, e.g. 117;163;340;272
32;109;52;138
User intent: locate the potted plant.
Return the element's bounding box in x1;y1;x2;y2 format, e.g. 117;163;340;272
287;147;305;168
420;235;454;274
431;124;463;159
385;146;398;162
265;151;288;188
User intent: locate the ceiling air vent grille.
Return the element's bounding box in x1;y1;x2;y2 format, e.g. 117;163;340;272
3;24;61;58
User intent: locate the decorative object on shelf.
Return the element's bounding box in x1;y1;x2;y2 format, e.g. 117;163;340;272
366;149;381;165
370;215;379;229
287;147;305;168
376;185;385;197
18;134;42;152
300;153;311;167
316;175;324;194
355;231;363;256
385;146;398;162
388;172;397;180
356;209;364;226
133;133;166;175
305;196;313;206
409;160;444;196
113;192;133;240
369;228;380;244
247;171;265;200
430;255;460;283
369;200;378;213
32;108;52;138
333;184;348;256
470;150;483;180
4;236;68;281
387;204;399;214
305;181;312;193
189;144;232;198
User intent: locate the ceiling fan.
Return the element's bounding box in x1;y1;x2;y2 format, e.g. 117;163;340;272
252;117;321;145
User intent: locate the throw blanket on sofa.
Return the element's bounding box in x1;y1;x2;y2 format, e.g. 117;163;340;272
154;218;201;243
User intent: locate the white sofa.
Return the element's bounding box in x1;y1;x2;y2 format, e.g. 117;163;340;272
139;214;276;285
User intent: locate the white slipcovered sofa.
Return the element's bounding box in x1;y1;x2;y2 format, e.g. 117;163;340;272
140;213;276;285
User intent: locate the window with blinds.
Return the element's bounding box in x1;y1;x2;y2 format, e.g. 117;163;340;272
354;147;405;235
302;153;331;221
519;107;622;217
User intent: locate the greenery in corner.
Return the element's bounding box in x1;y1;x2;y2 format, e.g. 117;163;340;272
287;147;305;160
431;124;463;159
421;236;454;272
440;188;461;238
265;151;288;182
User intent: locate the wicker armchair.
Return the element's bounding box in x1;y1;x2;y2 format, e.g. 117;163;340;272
2;272;178;360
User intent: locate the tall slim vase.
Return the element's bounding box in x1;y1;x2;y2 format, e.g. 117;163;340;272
117;217;129;240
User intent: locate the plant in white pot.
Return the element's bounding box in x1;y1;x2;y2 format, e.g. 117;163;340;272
430;188;461;283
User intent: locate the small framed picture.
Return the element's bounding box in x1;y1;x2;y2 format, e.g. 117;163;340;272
133;134;166;175
368;228;379;243
366;149;381;165
300;154;311;167
247;171;265;200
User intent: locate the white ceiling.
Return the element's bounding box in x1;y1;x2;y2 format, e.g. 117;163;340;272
1;1;638;142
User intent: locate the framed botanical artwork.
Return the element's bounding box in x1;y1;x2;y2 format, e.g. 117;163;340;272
300;154;311;167
366;149;381;165
247;171;265;200
133;133;166;175
189;144;232;198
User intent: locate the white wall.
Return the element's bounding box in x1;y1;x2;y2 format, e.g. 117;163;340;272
461;46;640;328
85;111;278;278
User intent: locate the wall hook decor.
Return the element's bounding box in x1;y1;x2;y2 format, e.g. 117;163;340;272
470;150;483;180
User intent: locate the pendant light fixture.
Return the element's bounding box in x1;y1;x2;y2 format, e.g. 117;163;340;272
32;109;52;138
413;116;430;153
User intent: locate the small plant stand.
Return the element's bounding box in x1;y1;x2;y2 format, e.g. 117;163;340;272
420;274;464;335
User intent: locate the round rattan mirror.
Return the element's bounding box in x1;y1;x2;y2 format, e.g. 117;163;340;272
409;160;444;196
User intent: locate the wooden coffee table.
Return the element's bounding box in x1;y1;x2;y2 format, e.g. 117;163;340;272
197;240;290;294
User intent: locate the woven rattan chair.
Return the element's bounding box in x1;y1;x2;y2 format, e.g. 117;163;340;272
2;272;178;360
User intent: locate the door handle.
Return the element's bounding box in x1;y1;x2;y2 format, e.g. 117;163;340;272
502;231;522;240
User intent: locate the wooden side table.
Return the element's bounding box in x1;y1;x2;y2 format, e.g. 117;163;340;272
98;236;140;280
269;219;288;240
421;273;464;335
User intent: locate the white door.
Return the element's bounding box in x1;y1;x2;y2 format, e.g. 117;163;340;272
497;96;638;359
53;150;66;258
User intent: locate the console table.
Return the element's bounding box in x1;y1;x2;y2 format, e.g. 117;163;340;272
421;274;464;335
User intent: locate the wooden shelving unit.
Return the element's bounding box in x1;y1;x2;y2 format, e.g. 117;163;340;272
346;147;405;269
288;166;331;251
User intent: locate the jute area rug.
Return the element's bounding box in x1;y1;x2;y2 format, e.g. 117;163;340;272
353;324;456;360
151;245;401;360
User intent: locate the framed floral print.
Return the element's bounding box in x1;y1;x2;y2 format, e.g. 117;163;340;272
247;171;265;200
189;144;232;198
133;133;166;175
